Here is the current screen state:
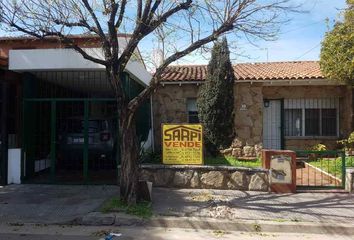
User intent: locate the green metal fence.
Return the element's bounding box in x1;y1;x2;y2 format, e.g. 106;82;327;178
295;150;347;189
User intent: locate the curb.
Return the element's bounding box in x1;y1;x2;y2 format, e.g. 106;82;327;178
145;216;354;235
77;213;354;235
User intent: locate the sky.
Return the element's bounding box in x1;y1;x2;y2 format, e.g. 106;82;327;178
176;0;347;65
0;0;347;66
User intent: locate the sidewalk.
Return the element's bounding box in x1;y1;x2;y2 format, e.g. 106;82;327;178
153;188;354;223
0;184;117;224
1;184;354;225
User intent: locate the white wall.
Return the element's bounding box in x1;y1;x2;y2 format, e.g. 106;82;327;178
7;148;21;184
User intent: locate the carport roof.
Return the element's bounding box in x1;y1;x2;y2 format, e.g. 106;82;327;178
0;33;132;41
161;61;324;82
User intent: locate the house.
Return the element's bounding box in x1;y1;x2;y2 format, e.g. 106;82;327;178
0;35;152;184
153;62;353;157
0;34;352;185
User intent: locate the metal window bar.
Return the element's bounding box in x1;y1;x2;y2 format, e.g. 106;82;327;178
284;98;339;137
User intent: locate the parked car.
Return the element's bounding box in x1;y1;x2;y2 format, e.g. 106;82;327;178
57;116;117;170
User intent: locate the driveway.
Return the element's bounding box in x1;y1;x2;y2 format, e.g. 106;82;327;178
296;163;341;187
0;184;117;224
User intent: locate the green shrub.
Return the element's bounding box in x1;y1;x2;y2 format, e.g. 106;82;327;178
311;144;328;151
197;37;235;155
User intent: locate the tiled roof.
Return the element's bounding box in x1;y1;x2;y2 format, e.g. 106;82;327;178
161;61;324;82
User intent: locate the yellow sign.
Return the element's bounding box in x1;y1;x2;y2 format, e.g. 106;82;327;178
162;124;203;165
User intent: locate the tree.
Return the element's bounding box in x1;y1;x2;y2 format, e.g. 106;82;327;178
197;37;235;155
320;0;353;84
320;0;354;130
0;0;296;205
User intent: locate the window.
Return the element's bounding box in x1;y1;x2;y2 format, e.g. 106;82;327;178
284;98;338;137
322;109;337;136
186;98;199;123
284;109;302;136
305;109;320;136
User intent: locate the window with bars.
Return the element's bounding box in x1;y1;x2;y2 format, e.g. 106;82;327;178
186;98;199;123
284;98;339;137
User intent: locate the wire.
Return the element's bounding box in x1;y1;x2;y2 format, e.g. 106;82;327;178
293;43;321;60
280;19;326;35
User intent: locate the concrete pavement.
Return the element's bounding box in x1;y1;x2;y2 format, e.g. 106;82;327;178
0;223;353;240
0;184;118;224
1;184;354;230
153;188;354;223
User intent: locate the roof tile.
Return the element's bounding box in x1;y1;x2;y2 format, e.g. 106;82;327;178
161;61;324;82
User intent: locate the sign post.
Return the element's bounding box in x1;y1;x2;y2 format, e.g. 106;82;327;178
162;124;203;165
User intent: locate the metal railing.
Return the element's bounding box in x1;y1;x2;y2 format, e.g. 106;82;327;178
295;150;346;189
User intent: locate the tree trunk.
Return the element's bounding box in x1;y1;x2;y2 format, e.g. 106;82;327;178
119;113;139;205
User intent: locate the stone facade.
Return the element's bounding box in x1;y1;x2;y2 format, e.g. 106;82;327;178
152;84;199;150
152;83;264;157
234;83;263;146
231;83;263;158
152;83;353;156
139;164;270;191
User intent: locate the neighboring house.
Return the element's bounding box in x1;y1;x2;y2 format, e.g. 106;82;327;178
0;35;152;184
153;61;353;157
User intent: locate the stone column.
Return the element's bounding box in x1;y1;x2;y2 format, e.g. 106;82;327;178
346;168;354;193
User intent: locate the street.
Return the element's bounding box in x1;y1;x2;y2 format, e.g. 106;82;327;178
0;224;353;240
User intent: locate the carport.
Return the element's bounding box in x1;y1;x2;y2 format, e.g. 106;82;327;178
9;48;152;184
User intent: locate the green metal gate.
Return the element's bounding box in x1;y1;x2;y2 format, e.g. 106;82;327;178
21;70;151;184
296;150;350;189
23;98;119;184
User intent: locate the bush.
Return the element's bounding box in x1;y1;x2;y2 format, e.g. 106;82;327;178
338;132;354;155
311;143;328;151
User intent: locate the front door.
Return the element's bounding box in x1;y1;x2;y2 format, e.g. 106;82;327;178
263;100;282;149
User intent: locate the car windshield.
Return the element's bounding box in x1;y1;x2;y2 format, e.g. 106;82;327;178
65;119;104;133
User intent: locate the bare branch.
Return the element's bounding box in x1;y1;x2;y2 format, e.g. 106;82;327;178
81;0;106;40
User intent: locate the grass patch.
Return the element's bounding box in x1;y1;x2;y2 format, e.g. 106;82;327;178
205;155;261;168
101;197;152;219
307;156;354;179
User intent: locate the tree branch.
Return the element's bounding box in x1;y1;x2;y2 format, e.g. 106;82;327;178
81;0;107;40
115;0;127;29
118;0;193;71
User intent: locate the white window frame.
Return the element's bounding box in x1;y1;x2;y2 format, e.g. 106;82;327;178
186;98;199;123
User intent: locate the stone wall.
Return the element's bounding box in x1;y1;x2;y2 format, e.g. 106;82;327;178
152;84;199;151
152;83;264;158
231;83;263;158
346;168;354;193
139;164;270;191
